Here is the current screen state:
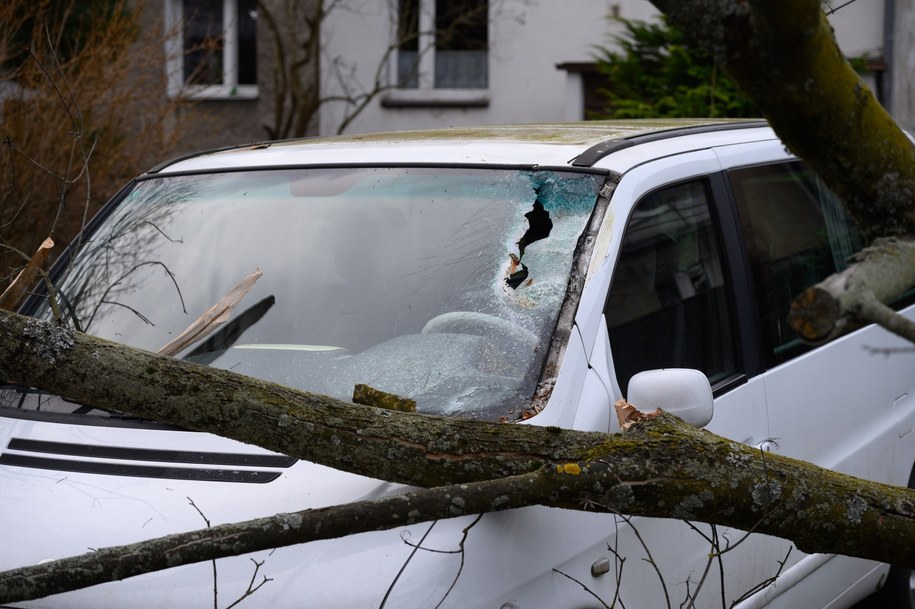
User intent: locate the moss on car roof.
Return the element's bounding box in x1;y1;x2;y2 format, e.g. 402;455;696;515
269;119;751;148
152;119;765;174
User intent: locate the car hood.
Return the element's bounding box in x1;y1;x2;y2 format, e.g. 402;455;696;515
0;414;400;537
0;407;618;609
0;415;452;607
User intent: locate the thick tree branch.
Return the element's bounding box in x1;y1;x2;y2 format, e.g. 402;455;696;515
0;309;597;486
789;237;915;343
2;311;915;602
652;0;915;346
652;0;915;242
2;410;915;603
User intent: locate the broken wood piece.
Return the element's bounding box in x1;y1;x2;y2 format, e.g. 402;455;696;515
158;269;263;357
353;383;416;412
0;238;54;312
788;237;915;344
614;399;661;431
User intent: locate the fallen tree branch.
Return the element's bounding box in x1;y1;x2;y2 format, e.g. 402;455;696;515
2;310;915;602
789;237;915;343
651;0;915;347
2;411;915;602
651;0;915;242
0;309;600;485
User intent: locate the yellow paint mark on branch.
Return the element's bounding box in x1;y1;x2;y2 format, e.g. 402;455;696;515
558;463;582;475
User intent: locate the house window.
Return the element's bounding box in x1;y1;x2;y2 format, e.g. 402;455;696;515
388;0;489;107
432;0;488;88
397;0;420;88
166;0;258;99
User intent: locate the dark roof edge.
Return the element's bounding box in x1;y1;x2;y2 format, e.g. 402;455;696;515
139;162;611;181
147;142;263;174
570;120;769;167
147;138;307;174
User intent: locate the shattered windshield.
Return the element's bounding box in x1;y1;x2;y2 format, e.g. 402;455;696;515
12;167;602;421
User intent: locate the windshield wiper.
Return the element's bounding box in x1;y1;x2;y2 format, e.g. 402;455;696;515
158;268;264;357
186;295;276;360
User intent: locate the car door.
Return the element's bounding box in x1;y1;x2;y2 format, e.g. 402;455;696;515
716;141;915;607
580;149;784;607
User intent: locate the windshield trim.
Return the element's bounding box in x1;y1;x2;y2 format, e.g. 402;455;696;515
143;162;612;181
528;178;614;416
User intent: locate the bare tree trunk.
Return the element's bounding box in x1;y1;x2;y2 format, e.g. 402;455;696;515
653;0;915;343
652;0;915;242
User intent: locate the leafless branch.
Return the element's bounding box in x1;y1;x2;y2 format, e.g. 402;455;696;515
224;559;272;609
552;568;613;609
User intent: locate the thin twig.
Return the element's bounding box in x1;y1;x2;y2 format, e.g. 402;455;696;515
615;511;671;609
378;521;437;609
729;547;793;607
224;559;272;609
552;568;612;609
187;498;216;609
432;514;484;609
824;0;862;15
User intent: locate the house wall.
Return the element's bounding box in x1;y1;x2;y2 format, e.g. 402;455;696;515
157;0;319;154
318;0;892;137
155;0;899;145
891;0;915;131
827;0;886;104
318;0;657;136
828;0;885;58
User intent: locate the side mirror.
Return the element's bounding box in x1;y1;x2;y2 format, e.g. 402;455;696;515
626;368;713;428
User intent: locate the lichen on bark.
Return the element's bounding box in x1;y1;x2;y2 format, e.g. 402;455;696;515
653;0;915;242
2;310;915;601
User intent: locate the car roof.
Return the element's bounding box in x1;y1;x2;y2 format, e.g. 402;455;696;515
152;119;775;176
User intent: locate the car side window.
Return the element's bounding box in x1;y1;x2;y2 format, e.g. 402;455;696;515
729;161;861;367
605;180;737;395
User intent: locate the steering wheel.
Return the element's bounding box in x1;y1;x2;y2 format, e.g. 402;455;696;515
421;311;539;348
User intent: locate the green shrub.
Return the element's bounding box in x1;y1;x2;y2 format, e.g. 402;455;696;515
592;17;759;119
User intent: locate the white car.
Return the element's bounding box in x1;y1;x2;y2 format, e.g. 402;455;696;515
2;120;913;608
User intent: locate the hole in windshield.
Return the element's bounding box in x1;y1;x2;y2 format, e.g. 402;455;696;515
506;196;554;290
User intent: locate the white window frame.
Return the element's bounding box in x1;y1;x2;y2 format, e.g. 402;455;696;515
165;0;258;100
383;0;489;107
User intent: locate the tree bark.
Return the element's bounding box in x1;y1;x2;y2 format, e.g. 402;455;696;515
789;237;915;342
653;0;915;343
2;310;915;603
0;309;595;488
652;0;915;243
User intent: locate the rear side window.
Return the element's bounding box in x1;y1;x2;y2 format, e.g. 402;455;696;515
729;162;861;367
605;180;737;395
